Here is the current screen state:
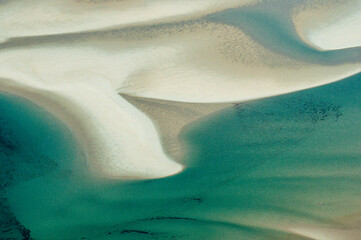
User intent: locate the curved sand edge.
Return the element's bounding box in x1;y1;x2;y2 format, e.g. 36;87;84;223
1;69;359;179
287;223;361;240
292;1;361;50
124;95;231;162
0;2;360;180
0;80;183;180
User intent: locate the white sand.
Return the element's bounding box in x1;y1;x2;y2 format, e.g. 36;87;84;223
116;22;361;103
284;212;361;240
0;3;360;179
0;0;252;39
288;224;361;240
292;0;361;50
0;79;184;179
124;95;230;162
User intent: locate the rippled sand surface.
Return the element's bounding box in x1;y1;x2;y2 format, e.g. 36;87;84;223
0;0;360;239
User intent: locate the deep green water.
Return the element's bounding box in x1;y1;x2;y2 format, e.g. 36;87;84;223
1;73;360;239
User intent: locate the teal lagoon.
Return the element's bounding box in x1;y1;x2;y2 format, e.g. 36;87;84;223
0;73;360;239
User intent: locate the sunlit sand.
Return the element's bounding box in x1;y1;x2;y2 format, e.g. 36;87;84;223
0;1;360;239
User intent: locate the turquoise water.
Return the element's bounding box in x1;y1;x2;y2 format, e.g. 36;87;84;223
0;93;86;239
1;73;360;239
1;1;360;239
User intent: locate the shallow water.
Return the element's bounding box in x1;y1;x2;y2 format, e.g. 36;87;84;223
0;92;86;239
1;73;360;239
0;1;360;239
206;1;361;64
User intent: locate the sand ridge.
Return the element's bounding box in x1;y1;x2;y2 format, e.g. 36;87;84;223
0;1;360;179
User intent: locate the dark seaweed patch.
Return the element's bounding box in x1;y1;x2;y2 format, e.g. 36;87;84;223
144;216;197;222
0;124;56;240
0;192;33;240
0;120;18;154
232;103;245;116
107;216;197;239
120;229;153;235
299;100;342;123
183;197;203;203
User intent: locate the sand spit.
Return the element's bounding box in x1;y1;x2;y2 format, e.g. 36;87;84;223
284;211;361;240
124;95;230;161
0;2;361;179
0;79;184;179
1;21;360;103
289;224;361;240
292;0;361;50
